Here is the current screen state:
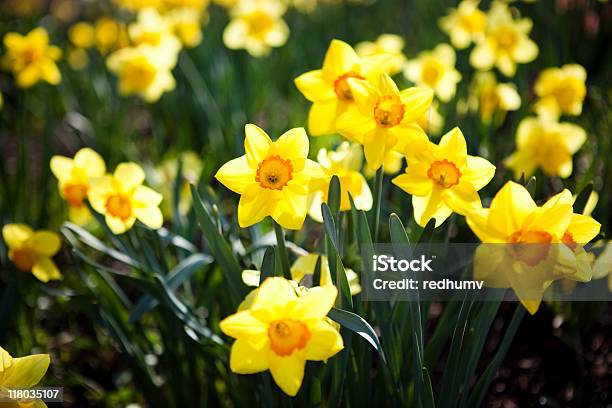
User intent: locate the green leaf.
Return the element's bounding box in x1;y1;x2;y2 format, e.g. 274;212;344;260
328;175;341;215
418;218;436;243
526;176;537;196
260;246;276;283
328;307;386;364
321;203;340;251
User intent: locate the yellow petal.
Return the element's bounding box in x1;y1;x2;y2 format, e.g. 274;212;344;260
470;42;495;71
250;277;298;322
363;136;387;171
133;206;163;229
305;320;344;361
464;155;496;191
291;285;337;321
105;214;135;234
74;148;106;177
220;310;268;341
215;155;256;194
294;70;335;102
412;188;453;228
512;38;538;63
322;39;359;78
443;181;481;216
114;162;145;191
2;224;33;249
559;123;586;154
0;354;49;387
31;231;61;256
391;162;432;196
269;352;306;396
290;254;319;282
488;181;536;236
241;269;262;287
272;189;308;230
399;87;434;123
0;346;14;372
132;185;163;207
308;99;340;136
567;214;600;243
68;205;92;226
238;188;274;228
50;156;74;181
376;73;399;95
87;175;115;214
229;339;269;373
336;104;375;144
274;127;309;162
244;124;272;166
466;208;507;243
435;127;467;168
32;258;62;282
526;189;572;236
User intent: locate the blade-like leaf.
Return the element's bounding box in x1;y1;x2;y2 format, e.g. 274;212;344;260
328;307;386;364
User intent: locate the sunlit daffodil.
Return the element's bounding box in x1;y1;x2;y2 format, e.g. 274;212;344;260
466;182;597;314
404;44;462;102
336;73;433;171
0;346;51;406
107;44;176;102
308;142;372;222
470;1;538;77
220;277;343;396
128;8;182;62
294;39;394;136
2;224;62;282
467;71;521;124
392;127;495;227
94;18;129;54
223;0;289;57
504;117;586;179
215;125;324;229
355;34;407;75
439;0;487;49
88;163;164;234
2;27;62;88
291;254;361;295
50;148;106;225
68;22;95;49
534;64;587;120
167;7;205;47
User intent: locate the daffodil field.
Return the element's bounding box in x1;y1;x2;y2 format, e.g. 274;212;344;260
1;0;611;406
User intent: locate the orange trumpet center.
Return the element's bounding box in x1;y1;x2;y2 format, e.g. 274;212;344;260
373;94;405;127
63;183;88;207
427;159;461;188
268;319;311;357
334;71;364;101
106;194;132;221
256;155;293;190
508;229;552;266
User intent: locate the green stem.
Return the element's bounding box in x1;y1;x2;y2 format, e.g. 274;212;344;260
372;166;384;242
273;221;291;280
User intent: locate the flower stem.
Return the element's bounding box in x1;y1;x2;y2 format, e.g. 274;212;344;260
273;220;292;280
372;166;384;242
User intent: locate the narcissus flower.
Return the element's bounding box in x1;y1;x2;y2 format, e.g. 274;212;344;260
470;1;538;77
0;346;50;406
2;224;62;282
128;8;182;61
534;64;587;120
68;22;95;49
355;34;407;75
467;182;598;314
215;124;324;229
404;44;462;102
291;253;361;295
88;162;164;234
439;0;487;49
220;277;343;396
336;73;433;171
393;127;495;227
223;0;289;57
294;39;393;136
467;71;521;124
94;18;129;54
106;44;176;102
504;117;586;179
167;7;205;47
308;142;372;222
2;27;62;88
50;148;106;225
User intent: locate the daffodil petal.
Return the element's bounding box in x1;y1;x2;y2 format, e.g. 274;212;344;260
412;188;452;228
114;162;145;192
392;162;432;196
220;310;268;341
31;258;62;282
2;224;33;248
74;148;106;177
0;354;50;388
215;155;255;195
464;156;496;191
229;339;270;374
567;214;600;243
245;124;272;166
305;320;344;361
269;352;306;397
31;231;61;256
294;70;335;102
274;128;309;161
291;285;337;321
238;187;274;228
308;100;340;136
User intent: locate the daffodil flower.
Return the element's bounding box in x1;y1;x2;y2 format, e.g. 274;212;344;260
2;27;62;88
355;34;407;75
220;277;343;396
534;64;587;120
470;1;538;77
128;7;182;63
392;127;495;227
337;73;433;171
404;43;462;102
88;162;164;234
50;148;106;225
466;182;598;314
215;124;324;229
308;142;372;222
0;346;50;407
439;0;487;49
467;71;521;124
2;224;62;282
294;39;394;136
504;117;586;179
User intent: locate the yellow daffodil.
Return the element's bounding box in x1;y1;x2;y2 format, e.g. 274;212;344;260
294;39;394;136
0;346;50;406
2;224;62;282
68;22;95;49
467;71;521;124
416;101;444;136
94;18;129;54
223;0;289;57
128;8;182;62
466;182;597;313
470;1;538;77
308;142;372;222
291;254;361;295
106;44;176;102
2;27;62;88
88;162;164;234
219;277;343;396
355;34;407;75
167;7;205;47
404;44;462;102
215;124;324;229
364;150;405;178
504;117;586;179
439;0;487;49
336;73;433;171
534;64;587;120
50;148;106;225
392;127;495;227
